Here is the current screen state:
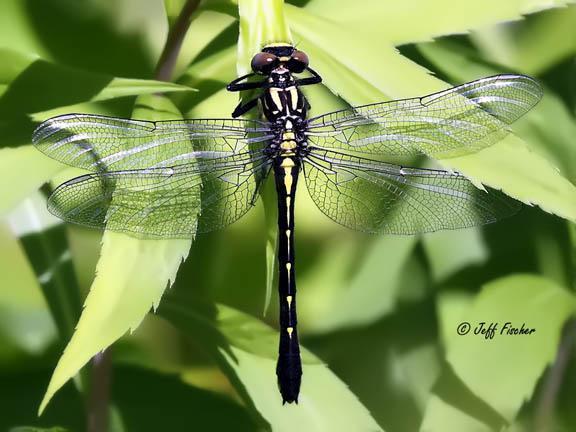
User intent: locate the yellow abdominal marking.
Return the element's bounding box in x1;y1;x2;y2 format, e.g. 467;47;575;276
286;294;293;310
287;327;293;338
286;229;291;256
286;262;292;287
280;140;296;151
286;196;291;224
281;158;295;194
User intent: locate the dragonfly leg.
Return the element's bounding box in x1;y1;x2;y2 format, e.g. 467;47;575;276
295;67;322;87
232;97;259;118
227;72;267;92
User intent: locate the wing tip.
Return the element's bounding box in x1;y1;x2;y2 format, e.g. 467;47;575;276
32;113;84;146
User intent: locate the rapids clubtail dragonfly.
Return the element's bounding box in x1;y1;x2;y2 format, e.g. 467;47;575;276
33;43;542;404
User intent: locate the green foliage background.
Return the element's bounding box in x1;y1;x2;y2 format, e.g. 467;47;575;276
0;0;576;431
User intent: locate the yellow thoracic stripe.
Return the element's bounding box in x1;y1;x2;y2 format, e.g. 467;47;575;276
269;88;283;113
289;87;299;110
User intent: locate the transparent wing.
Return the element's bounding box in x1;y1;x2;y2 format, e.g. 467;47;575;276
33;114;274;171
303;148;520;234
47;151;271;238
306;74;542;158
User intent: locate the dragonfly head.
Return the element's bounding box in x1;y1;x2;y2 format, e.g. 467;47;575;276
251;43;309;76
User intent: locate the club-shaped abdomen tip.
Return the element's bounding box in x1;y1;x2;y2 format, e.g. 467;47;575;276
277;354;302;404
279;381;300;405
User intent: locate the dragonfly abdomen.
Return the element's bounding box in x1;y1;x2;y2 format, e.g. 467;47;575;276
274;152;302;403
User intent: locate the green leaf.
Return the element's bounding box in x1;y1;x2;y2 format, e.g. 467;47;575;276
7;192;82;343
38;95;193;414
92;77;194;102
471;5;576;75
178;45;237;88
0;146;63;215
237;0;292;75
287;5;438;105
261;178;278;316
303;0;574;46
0;48;194;117
449;275;575;419
422;229;488;283
172;9;236;79
299;235;416;333
0;0;165;78
0;49;38;86
0;0;50;57
0;219;57;356
422;275;576;430
159;300;384;431
436;291;475;351
420;393;500;432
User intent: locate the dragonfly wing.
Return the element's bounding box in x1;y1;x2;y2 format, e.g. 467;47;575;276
47;152;271;238
303;148;520;234
306;74;542;158
33;114;273;171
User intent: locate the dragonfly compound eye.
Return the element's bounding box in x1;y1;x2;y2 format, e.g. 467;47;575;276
251;52;279;75
287;50;309;73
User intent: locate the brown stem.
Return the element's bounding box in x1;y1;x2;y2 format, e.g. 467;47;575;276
154;0;201;81
86;350;113;432
534;318;576;432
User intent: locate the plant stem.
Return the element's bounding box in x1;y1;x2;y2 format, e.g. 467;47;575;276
87;350;113;432
534;318;576;432
154;0;201;81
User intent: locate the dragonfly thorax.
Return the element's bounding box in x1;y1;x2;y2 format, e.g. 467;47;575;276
262;77;308;122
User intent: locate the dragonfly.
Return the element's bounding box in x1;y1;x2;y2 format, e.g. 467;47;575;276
32;42;542;404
